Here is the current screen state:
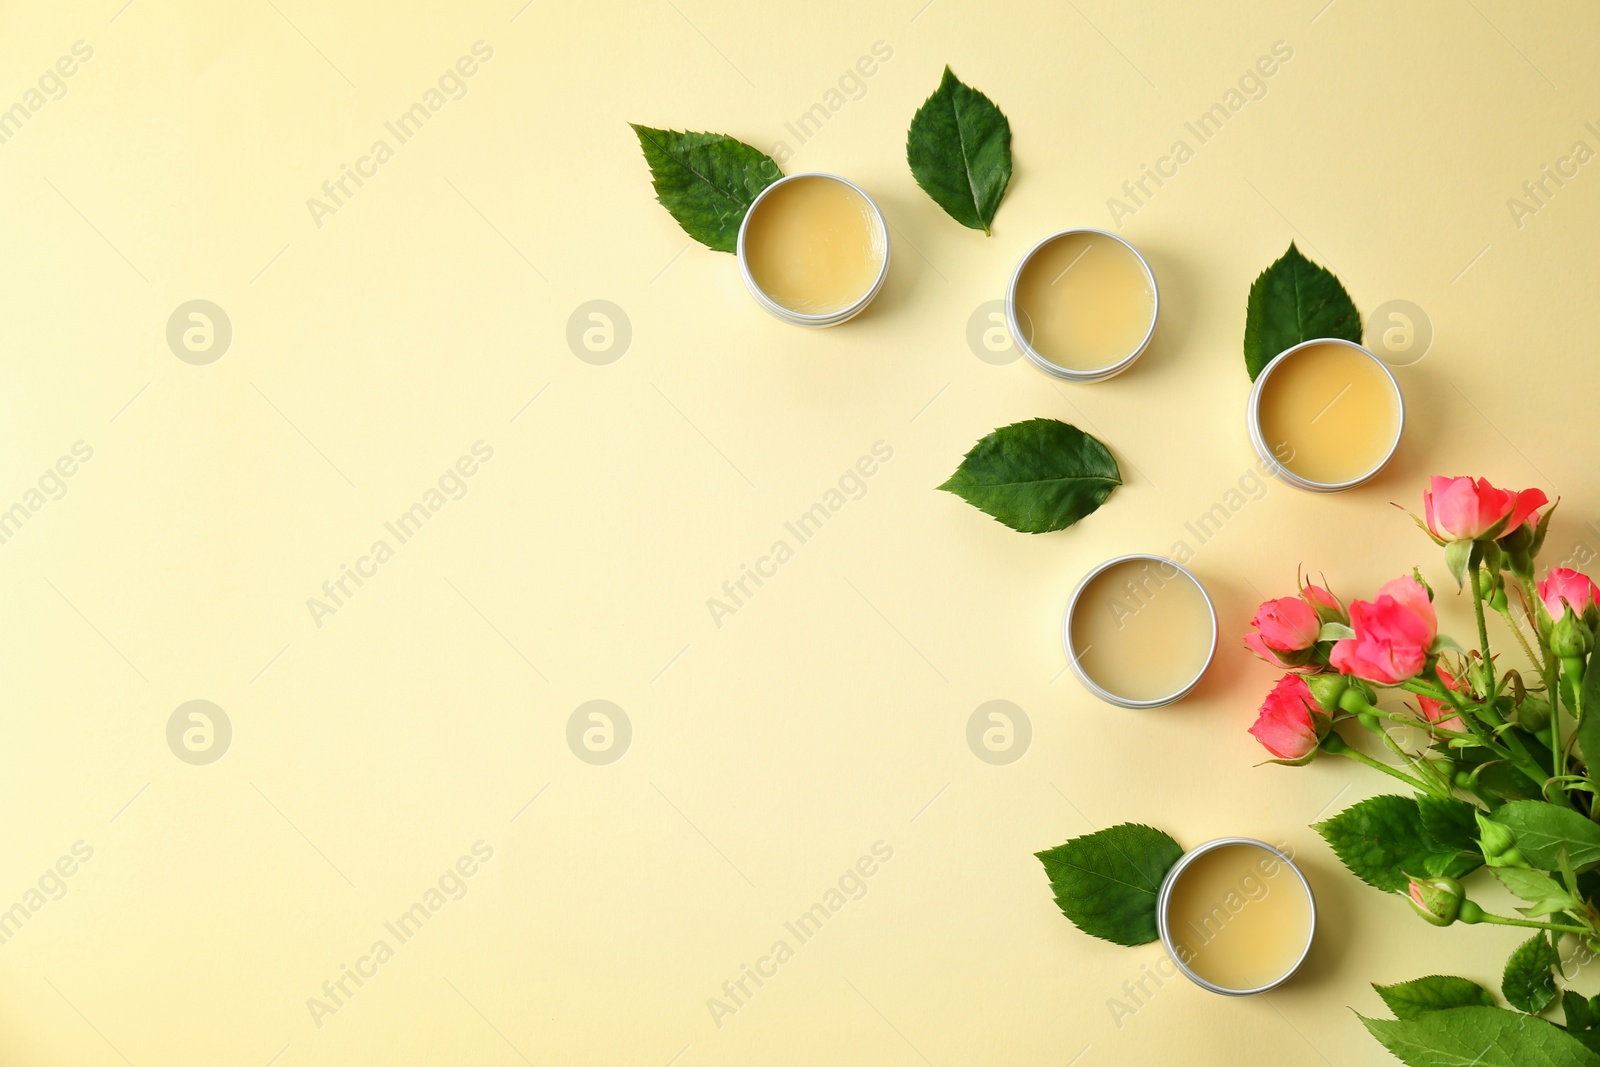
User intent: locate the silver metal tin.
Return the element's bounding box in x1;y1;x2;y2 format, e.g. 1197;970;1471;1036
1061;553;1217;709
1157;838;1317;996
1005;228;1159;382
735;173;890;328
1246;337;1405;494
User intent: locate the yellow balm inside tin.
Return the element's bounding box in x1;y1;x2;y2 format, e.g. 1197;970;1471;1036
1164;843;1315;992
741;175;885;316
1256;341;1402;486
1013;231;1155;373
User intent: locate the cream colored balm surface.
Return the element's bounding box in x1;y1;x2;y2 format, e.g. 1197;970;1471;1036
1167;845;1313;990
743;176;884;315
1258;342;1400;485
1071;559;1212;702
1014;232;1154;370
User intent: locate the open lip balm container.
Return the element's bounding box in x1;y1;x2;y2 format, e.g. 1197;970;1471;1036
1063;554;1217;708
1157;838;1317;996
1248;338;1405;492
736;173;890;328
1006;228;1159;381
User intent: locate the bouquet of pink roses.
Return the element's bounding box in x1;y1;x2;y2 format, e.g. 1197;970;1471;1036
1036;476;1600;1063
1244;476;1600;1060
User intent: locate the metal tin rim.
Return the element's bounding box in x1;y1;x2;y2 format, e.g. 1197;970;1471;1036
1005;228;1160;382
1156;837;1318;997
1246;337;1406;493
735;172;891;328
1061;553;1217;709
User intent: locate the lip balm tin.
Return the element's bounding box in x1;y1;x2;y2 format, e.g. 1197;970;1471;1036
1247;337;1405;493
735;172;891;328
1061;553;1218;709
1156;837;1317;996
1005;227;1160;382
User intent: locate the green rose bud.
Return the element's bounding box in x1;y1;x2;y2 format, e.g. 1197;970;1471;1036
1500;522;1534;556
1457;899;1485;924
1338;686;1376;716
1473;567;1502;601
1520;696;1551;734
1552;607;1592;659
1475;812;1530;869
1304;673;1348;713
1406;876;1465;926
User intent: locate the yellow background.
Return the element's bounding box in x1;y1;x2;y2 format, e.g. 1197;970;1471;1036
1;0;1596;1063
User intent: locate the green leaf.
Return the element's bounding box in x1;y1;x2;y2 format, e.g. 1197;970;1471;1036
905;66;1012;234
1491;801;1600;871
1242;242;1362;380
1503;932;1561;1014
630;125;781;253
1318;621;1356;642
1035;823;1183;947
1373;976;1496;1020
1492;867;1583;918
1577;649;1600;774
1316;794;1439;892
1564;992;1600;1053
1474;761;1546;802
1444;540;1474;591
1361;1006;1600;1067
1418;796;1483;854
1532;502;1559;556
939;418;1121;534
1418;796;1486;879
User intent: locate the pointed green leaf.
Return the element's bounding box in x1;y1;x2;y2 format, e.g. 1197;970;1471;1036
905;66;1012;234
630;125;781;252
1564;991;1600;1053
1373;976;1496;1020
939;418;1121;534
1035;823;1183;946
1492;867;1583;918
1318;621;1356;642
1443;539;1473;590
1532;501;1559;555
1242;242;1362;380
1418;796;1483;855
1491;801;1600;870
1361;1006;1600;1067
1315;794;1434;892
1503;932;1561;1014
1472;760;1546;801
1578;646;1600;774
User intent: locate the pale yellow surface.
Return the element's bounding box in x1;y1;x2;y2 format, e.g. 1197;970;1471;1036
0;2;1595;1065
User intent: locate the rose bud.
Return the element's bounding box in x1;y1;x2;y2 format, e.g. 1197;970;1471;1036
1475;813;1529;869
1538;568;1600;625
1302;582;1346;625
1247;675;1330;764
1406;876;1465;926
1245;596;1321;668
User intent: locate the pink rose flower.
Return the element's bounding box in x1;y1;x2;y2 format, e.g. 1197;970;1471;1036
1417;665;1467;736
1329;576;1438;684
1538;567;1600;619
1249;597;1320;653
1423;476;1547;542
1303;583;1345;622
1248;674;1327;762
